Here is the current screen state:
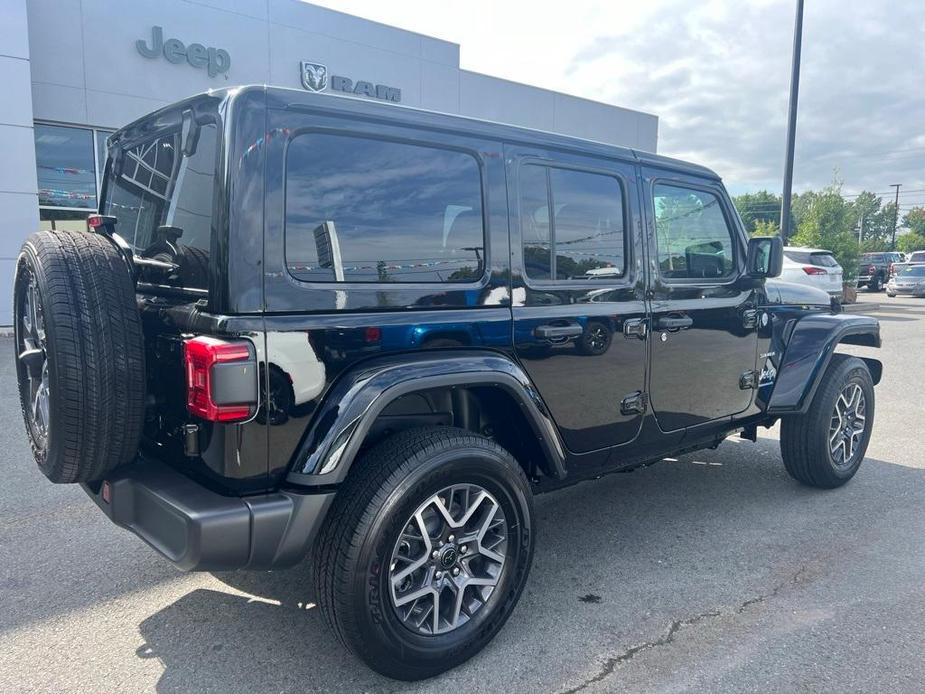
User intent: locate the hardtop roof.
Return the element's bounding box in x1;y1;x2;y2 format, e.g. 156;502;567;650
111;85;722;181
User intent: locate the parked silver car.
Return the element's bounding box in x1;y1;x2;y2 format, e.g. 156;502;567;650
886;264;925;297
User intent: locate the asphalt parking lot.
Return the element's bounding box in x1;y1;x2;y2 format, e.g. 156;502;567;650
1;291;923;693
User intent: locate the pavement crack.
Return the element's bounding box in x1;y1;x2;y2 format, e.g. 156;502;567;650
559;565;808;694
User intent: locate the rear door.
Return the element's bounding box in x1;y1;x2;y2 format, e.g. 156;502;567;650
642;169;759;432
508;145;648;454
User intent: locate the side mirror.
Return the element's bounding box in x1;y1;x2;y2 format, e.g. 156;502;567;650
181;109;201;157
746;236;783;278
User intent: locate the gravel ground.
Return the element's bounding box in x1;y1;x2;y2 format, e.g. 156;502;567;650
1;291;923;693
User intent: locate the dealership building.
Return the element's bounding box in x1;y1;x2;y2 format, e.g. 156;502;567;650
0;0;658;325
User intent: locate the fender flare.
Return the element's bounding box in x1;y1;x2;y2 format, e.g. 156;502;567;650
285;351;567;486
766;313;881;415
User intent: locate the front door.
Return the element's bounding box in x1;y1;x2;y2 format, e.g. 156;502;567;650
642;170;759;432
508;145;648;454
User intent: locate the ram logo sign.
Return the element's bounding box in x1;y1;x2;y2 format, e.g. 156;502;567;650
298;61;401;103
300;62;328;92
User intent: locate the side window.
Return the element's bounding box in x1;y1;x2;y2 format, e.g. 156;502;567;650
653;184;736;279
520;164;626;281
285;133;484;283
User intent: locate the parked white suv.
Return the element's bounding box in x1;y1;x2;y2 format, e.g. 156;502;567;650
780;247;844;298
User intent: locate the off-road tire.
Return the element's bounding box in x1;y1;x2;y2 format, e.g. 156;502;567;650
780;354;874;488
13;230;146;483
313;426;534;680
868;274;882;292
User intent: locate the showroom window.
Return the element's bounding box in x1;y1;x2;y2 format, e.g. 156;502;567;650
34;124;115;230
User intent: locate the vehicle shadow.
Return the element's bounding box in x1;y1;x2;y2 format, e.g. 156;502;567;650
135;436;922;693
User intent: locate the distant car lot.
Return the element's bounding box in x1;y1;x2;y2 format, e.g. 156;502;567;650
1;291;924;693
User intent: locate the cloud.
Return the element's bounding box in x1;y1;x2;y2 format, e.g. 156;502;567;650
309;0;925;205
564;0;925;200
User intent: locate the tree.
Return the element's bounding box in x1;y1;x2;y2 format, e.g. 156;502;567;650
733;190;781;234
751;219;780;237
903;207;925;236
897;232;925;254
789;183;860;282
848;191;893;247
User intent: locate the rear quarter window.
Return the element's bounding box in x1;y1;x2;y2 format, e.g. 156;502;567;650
810;252;838;267
284;133;485;284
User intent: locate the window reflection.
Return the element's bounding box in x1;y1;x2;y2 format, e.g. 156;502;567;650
520;164;625;281
35;124;97;210
653;185;735;279
285;134;485;283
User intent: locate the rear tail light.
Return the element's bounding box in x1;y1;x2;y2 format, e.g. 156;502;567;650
86;214;116;231
868;264;877;274
802;266;827;275
184;336;258;422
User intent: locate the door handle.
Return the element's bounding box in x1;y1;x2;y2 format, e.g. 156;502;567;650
655;315;693;331
534;323;584;340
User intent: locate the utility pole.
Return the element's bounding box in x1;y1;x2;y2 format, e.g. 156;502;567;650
858;212;865;245
890;183;902;250
780;0;805;245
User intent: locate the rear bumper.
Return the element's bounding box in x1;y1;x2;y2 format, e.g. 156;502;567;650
886;286;925;296
857;275;872;284
82;457;335;571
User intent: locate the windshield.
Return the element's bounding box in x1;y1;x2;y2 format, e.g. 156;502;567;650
103;123;218;290
899;265;925;276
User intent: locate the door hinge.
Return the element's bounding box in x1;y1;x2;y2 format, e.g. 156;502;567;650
742;309;760;329
622;318;648;340
739;370;760;390
620;391;648;415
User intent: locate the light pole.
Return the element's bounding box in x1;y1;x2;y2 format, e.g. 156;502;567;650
890;183;901;250
780;0;805;244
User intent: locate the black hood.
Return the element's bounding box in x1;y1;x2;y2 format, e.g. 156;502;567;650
764;278;832;306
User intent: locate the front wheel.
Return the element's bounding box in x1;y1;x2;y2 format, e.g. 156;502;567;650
313;427;534;680
780;355;875;488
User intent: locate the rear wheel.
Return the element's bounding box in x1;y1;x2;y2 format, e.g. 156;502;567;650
13;230;146;483
780;355;874;488
313;426;534;680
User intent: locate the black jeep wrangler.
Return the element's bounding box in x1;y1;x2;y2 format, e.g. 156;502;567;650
14;86;881;680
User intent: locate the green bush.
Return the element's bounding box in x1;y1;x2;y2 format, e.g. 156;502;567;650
789;185;860;282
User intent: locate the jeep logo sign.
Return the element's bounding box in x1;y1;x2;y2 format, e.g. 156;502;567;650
299;60;401;103
136;26;231;77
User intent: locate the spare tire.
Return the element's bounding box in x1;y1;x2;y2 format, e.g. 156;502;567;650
13;230;146;483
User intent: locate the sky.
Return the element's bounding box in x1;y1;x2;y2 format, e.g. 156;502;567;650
309;0;925;213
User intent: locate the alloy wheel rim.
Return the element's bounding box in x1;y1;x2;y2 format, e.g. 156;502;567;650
588;325;607;351
18;273;50;447
388;483;508;636
828;383;866;468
